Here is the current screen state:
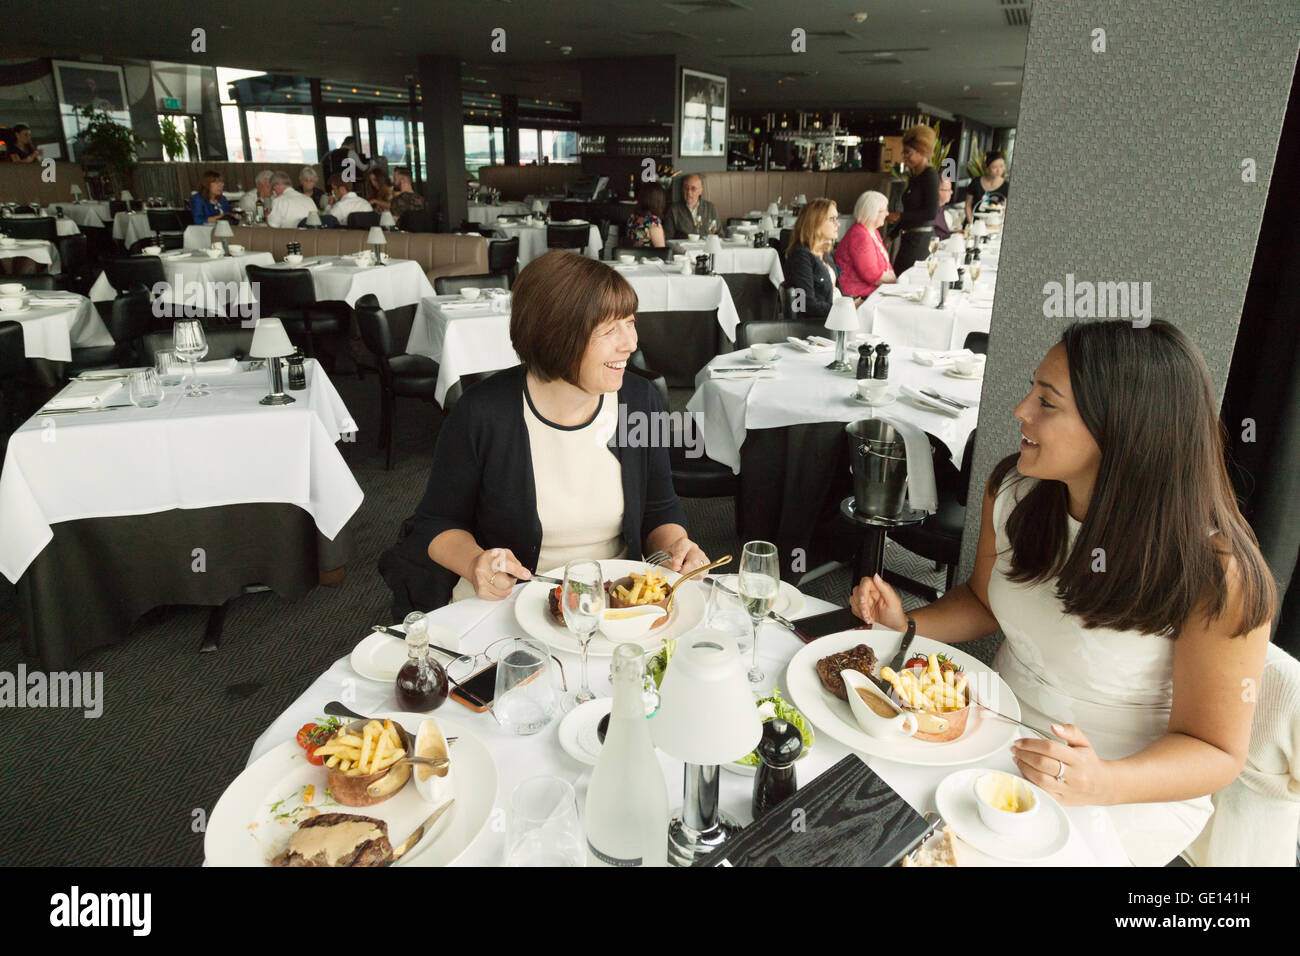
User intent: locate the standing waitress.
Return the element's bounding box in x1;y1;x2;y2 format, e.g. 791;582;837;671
886;125;939;273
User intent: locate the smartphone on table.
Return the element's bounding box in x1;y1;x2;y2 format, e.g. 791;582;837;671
793;607;869;643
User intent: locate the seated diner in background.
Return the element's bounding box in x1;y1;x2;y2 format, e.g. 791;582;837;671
783;197;841;320
238;169;274;219
625;182;667;248
662;173;719;240
402;250;707;609
325;174;373;223
964;150;1009;225
366;168;393;212
933;175;963;240
7;124;42;163
388;166;426;221
299;166;326;208
190;170;232;224
265;170;320;228
851;319;1275;867
835;190;896;305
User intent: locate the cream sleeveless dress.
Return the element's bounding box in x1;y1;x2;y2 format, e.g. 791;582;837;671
987;472;1213;866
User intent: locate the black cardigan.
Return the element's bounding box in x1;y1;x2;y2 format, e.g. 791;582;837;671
897;166;940;231
379;365;688;615
784;244;839;319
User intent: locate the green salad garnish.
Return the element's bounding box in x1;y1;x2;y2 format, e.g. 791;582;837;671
735;687;814;767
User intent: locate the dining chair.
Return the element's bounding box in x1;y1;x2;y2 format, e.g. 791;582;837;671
146;209;187;235
779;283;811;323
963;331;989;355
243;264;351;371
108;200;128;216
1;217;58;242
487;237;519;285
0;318;27;441
318;214;342;229
397;208;435;233
353;293;439;470
432;273;509;296
68;289;154;375
736;321;826;348
140;328;254;364
442;368;509;416
347;211;381;230
546;223;590;251
128;234;182;254
14;274;65;291
101;255;168;295
626;350;738;499
56;233;90;293
11;205;36;215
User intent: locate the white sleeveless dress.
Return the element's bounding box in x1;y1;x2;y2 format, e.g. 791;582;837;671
987;471;1213;866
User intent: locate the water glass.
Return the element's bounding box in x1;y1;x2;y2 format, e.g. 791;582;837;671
493;638;558;735
705;577;753;654
155;348;184;386
127;368;163;408
505;776;584;867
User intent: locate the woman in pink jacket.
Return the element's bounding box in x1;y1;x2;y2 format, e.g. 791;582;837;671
835;190;897;306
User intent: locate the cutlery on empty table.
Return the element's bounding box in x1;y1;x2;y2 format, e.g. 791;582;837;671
36;402;134;415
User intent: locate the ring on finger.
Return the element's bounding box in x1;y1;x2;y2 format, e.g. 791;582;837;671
1055;758;1066;783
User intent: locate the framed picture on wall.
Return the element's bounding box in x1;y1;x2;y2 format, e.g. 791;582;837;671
51;60;131;161
680;68;727;157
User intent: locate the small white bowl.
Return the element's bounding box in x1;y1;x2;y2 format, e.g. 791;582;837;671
496;216;510;224
141;245;162;256
205;247;224;258
0;237;17;247
686;233;700;242
617;253;636;264
749;344;777;362
974;772;1041;834
284;254;303;265
226;244;244;255
857;379;888;402
459;287;481;301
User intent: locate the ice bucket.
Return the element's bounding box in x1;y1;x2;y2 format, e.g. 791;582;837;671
846;419;909;518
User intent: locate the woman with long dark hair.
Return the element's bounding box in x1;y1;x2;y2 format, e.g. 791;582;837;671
625;182;667;248
852;320;1275;865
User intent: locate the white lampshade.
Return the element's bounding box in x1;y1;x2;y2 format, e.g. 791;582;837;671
934;258;960;282
705;234;723;253
531;199;545;213
765;202;779;216
379;210;396;228
212;219;234;239
70;185;82;197
650;630;762;764
120;190;133;201
969;219;988;238
249;317;296;358
366;226;387;245
824;293;861;332
759;214;775;232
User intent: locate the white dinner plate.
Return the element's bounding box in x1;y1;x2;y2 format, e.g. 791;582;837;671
513;559;707;658
205;712;497;867
784;630;1020;767
557;697;613;766
935;768;1071;862
350;623;461;682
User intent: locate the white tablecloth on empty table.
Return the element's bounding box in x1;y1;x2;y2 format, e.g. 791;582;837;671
49;202;110;228
0;360;361;584
0;240;60;273
4;214;81;237
241;591;1129;867
864;289;994;352
2;292;113;363
288;256;435;310
612;261;743;340
466;201;529;225
407;295;514;404
88;250;275;318
687;343;982;474
498;221;602;266
675;240;784;289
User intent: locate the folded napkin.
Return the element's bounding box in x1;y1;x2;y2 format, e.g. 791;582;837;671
784;335;835;353
29;294;83;306
708;366;779;380
899;384;961;418
912;348;977;367
877;285;924;299
193;358;239;375
44;379;123;410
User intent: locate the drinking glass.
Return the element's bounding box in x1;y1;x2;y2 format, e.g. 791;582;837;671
928;236;940;255
172;319;209;397
127;368;163;407
493;637;558;735
705;576;753;654
926;255;938;279
155;348;184;386
562;559;605;709
738;541;779;684
505;776;584;867
969;262;982;286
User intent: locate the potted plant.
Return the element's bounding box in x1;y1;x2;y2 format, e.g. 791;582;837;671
158;116;186;162
74;106;144;197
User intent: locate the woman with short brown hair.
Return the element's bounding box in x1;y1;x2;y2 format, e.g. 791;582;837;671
190;170;231;224
408;250;707;608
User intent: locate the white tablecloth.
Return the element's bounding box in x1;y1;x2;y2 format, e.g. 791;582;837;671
864;289;994;352
49;202;110;228
4;214;81;237
241;592;1128;867
111;211;154;248
614;262;742;340
0;361;362;584
1;292;113;362
687;344;982;474
88;250;276;318
0;240;60;273
294;256;435;310
498;221;602;266
467;201;529;225
675;240;784;289
407;295;513;404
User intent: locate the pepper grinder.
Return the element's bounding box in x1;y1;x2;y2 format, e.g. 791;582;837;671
855;343;874;380
872;342;891;381
752;718;804;821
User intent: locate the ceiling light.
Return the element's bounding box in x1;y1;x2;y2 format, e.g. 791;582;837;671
852;12;868;22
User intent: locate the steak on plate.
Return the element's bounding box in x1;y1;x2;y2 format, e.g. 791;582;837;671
271;812;393;867
816;644;879;701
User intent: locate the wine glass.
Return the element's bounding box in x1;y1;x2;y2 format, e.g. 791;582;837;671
928;236;940;255
926;255;938;279
968;262;982;289
738;541;779;684
172;319;209;397
562;559;605;708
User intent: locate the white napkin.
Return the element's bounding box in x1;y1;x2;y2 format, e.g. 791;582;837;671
899;384;961;418
785;335;834;353
29;294;83;306
193;358;239;375
877;417;939;513
912;348;976;367
708;367;778;380
44;380;123;410
877;285;924;299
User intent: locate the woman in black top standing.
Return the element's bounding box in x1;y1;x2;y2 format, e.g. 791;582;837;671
886;125;940;273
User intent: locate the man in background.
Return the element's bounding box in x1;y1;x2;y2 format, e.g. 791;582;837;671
238;170;274;219
326;173;373;223
388;167;426;221
663;173;719;239
266;170;320;228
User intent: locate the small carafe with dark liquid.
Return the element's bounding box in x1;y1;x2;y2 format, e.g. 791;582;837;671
394;612;448;712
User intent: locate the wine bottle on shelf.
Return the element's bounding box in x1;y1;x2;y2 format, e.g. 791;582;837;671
585;643;669;867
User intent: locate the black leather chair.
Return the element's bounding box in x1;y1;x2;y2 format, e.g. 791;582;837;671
318;215;342;229
736;321;823;349
442;368;508;416
244;264;351;369
963;331;988;355
488;237;519;285
0;318;27;439
398;208;435;233
347;211;381;230
885;429;978;599
108;200;128;216
354;293;439;469
779;282;810;323
56;233;90;293
547;223;590;251
433;273;510;296
626;350;738;499
101;255;168;294
1;217;58;242
68;289;154;375
11;205;36;215
14;274;64;291
140;327;254;364
146;209;187;235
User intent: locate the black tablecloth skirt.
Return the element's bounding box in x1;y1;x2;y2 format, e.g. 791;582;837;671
16;503;354;669
720;273;780;329
735;423;861;583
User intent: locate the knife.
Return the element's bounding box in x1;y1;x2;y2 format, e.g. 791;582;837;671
919;388;970;410
702;575;796;632
37;402;134;415
385;799;455;866
886;617;918;673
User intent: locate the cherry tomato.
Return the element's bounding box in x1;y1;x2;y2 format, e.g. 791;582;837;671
296;723;317;749
304;744;325;766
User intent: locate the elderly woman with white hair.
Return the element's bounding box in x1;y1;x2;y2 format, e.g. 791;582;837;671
299;166;326;208
834;190;897;306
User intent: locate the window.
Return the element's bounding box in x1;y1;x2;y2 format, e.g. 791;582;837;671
463;124;502;174
216;67;265;161
540;129;577;163
518;128;540;165
245;111;317;163
375;115;410;165
325;116;353;151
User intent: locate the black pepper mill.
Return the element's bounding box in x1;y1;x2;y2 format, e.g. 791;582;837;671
286;350;306;390
752;718;804;821
855;343;874;380
872;342;891;381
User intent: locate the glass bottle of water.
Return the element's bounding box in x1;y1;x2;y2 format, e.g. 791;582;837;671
585;643;668;867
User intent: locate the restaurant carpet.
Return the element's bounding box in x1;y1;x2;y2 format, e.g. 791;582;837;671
0;374;997;867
